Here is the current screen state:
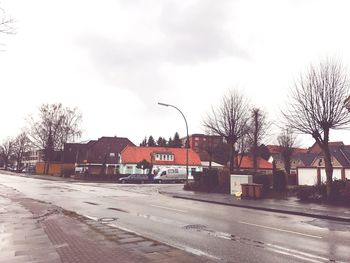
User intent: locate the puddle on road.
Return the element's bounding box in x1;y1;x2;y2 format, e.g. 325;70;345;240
183;224;265;247
303;219;350;232
182;224;340;262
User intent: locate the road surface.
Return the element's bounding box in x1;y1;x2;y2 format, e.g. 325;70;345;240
0;173;349;263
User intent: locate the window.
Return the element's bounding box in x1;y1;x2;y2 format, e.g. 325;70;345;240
194;137;199;141
126;166;133;172
109;153;115;157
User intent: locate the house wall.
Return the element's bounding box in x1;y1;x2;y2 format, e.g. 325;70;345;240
311;156;342;168
119;164;202;175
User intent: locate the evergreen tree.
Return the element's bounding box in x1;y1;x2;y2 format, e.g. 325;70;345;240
140;137;147;146
161;137;167;147
167;137;173;147
172;132;182;148
147;135;156;147
157;137;167;147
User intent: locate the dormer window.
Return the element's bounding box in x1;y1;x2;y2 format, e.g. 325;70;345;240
154;153;174;161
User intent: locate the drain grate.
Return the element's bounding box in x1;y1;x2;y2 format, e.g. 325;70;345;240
183;224;206;230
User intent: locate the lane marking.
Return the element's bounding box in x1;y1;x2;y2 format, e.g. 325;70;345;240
84;215;98;220
267;244;342;262
151;205;187;213
238;221;322;239
267;248;323;263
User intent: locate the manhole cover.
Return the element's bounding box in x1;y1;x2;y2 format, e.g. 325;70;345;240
98;217;118;223
183;224;206;230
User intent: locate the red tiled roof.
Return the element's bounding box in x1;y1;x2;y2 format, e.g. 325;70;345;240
121;146;202;166
237;155;273;169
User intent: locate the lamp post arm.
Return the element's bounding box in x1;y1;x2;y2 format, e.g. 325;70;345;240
158;102;190;184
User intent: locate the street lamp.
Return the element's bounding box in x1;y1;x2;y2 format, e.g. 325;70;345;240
158;102;189;184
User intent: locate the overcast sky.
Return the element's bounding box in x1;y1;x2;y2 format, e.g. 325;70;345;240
1;0;350;147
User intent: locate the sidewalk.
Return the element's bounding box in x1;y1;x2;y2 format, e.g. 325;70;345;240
0;185;214;263
159;187;350;223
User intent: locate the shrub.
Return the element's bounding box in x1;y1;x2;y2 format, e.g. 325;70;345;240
330;180;346;201
253;174;270;193
295;183;335;202
340;181;350;201
192;171;203;183
296;186;315;201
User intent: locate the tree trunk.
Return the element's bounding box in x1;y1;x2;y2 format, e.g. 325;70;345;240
323;147;333;199
44;161;50;174
253;112;258;172
228;141;234;173
317;128;333;200
284;155;291;185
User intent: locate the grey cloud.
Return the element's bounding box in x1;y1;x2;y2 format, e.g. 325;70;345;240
77;0;248;98
159;0;249;63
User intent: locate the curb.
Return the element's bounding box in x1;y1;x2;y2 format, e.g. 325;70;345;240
161;192;350;223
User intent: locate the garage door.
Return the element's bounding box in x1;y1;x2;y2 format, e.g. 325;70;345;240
298;168;318;186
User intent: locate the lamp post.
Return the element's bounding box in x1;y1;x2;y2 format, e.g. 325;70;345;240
158;102;189;184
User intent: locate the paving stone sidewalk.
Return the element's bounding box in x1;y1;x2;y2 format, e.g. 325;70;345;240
0;185;214;263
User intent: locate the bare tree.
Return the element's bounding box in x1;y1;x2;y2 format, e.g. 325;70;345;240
0;7;15;35
0;137;15;170
247;108;270;171
13;132;31;171
236;134;250;169
277;129;298;184
283;59;350;198
203;90;251;172
28;103;82;174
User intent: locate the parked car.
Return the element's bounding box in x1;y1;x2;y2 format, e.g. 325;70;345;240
153;168;190;183
21;166;35;174
118;174;151;184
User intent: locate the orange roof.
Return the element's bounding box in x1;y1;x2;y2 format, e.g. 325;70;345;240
121;146;202;166
237;155;273;169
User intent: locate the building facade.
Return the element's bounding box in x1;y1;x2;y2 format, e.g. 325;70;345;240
119;146;202;175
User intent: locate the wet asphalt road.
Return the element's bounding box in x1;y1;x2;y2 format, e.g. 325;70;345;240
0;173;349;263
